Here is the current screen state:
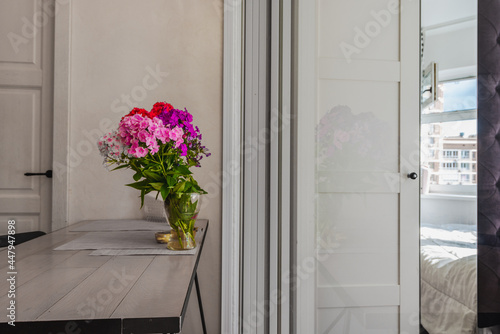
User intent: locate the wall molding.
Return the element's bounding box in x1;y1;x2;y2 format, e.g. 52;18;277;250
52;0;72;231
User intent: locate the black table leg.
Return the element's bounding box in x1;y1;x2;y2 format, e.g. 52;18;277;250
195;273;207;334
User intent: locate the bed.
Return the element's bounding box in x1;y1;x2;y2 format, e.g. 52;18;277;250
420;224;477;334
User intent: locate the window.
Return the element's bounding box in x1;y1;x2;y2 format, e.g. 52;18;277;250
443;150;459;158
421;77;477;194
441;78;477;112
442;162;458;169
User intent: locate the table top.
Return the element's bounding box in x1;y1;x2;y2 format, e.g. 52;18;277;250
0;219;208;334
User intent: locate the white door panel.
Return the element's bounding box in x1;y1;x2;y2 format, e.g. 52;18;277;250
296;0;420;332
0;0;54;234
0;0;39;63
318;0;400;61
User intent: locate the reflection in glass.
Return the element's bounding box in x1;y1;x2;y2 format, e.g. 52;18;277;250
421;120;477;191
420;118;478;332
442;79;477;112
420;4;477;333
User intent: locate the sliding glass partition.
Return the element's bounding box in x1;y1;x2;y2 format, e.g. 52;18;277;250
295;0;420;332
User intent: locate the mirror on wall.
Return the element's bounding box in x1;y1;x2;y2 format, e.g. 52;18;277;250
419;0;477;333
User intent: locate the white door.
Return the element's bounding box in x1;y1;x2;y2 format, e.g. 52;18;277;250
0;0;54;234
295;0;420;333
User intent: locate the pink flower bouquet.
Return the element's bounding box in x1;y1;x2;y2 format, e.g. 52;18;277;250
98;102;210;207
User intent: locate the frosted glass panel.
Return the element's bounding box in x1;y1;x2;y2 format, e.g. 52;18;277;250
317;193;398;253
317;307;399;334
318;0;400;60
317;80;399;172
317;253;399;286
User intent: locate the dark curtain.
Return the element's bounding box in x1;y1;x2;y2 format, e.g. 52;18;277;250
478;0;500;327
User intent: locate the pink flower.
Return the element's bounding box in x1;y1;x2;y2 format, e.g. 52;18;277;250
137;130;149;143
97;130;126;161
169;126;184;142
157;127;169;144
135;147;148;158
175;137;183;148
148;141;159;155
118;113;173;158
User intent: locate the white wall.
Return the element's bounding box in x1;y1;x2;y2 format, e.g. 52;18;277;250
67;1;222;332
421;0;476;28
421;0;477;79
421;195;476;226
422;20;477;76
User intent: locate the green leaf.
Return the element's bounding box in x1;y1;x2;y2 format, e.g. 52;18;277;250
174;181;186;193
175;165;192;175
133;171;142;181
143;170;162;181
111;164;129;171
166;176;176;187
140;189;145;208
125;180;150;190
150;182;165;191
184;181;193;193
160;183;169;200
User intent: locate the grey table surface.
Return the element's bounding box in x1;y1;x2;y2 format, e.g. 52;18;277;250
0;219;208;334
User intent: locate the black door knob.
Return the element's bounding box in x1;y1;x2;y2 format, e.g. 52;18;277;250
407;172;418;180
24;170;52;178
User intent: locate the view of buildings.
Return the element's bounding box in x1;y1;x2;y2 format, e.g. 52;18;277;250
422;123;477;185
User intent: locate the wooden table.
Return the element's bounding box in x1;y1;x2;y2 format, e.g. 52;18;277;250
0;219;208;334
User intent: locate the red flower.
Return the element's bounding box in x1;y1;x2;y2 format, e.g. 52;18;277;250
121;102;175;121
150;102;173;118
121;108;149;120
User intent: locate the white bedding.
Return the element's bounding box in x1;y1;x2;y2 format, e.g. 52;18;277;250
420;224;477;334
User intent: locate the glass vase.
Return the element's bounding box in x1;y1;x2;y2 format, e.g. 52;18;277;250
163;193;202;250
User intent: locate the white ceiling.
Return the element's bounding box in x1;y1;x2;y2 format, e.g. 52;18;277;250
421;0;477;28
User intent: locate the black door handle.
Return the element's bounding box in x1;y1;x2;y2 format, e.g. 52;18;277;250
24;170;52;178
407;172;418;180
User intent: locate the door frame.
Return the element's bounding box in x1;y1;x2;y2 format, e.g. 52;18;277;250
221;0;294;333
52;0;71;231
221;0;244;333
399;0;421;331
